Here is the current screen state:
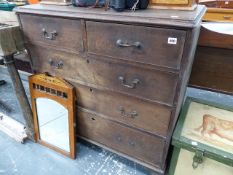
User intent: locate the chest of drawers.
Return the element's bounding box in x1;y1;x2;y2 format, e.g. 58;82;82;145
15;5;206;174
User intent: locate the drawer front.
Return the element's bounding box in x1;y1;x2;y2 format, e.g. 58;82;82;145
19;14;83;52
204;12;233;22
74;82;172;137
30;45;178;105
86;21;186;69
77;108;165;168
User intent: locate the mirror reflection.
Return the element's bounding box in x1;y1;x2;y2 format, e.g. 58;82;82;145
36;98;70;152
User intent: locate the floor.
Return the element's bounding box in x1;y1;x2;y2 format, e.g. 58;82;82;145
1;66;233;175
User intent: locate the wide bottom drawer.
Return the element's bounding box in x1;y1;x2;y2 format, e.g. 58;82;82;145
77;107;166;170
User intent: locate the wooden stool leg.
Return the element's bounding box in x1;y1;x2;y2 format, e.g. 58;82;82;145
3;54;35;142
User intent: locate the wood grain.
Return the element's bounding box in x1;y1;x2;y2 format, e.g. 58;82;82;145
149;0;196;9
29;45;179;106
15;4;206;28
77;107;165;169
73;82;172;137
203;7;233;22
19;14;83;53
16;5;205;173
189;46;233;95
198;26;233;50
86;21;186;70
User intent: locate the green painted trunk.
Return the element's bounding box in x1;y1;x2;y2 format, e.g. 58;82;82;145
169;97;233;175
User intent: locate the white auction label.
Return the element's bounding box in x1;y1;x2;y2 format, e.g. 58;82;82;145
168;37;177;45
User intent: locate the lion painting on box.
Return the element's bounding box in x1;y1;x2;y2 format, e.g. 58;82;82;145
195;114;233;142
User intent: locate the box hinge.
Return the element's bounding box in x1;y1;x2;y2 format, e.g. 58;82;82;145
192;148;205;169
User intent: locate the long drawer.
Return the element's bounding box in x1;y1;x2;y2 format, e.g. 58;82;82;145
77;108;166;169
86;21;186;69
73;82;172;137
30;45;179;105
19;14;83;52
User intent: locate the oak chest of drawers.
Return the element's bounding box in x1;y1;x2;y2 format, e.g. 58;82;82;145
15;4;206;174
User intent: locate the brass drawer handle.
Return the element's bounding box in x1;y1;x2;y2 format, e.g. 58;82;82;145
42;28;57;40
49;59;63;69
118;106;138;118
223;16;232;20
116;39;141;48
118;76;140;89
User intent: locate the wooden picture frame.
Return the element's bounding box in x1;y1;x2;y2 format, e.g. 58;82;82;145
172;97;233;167
29;74;76;159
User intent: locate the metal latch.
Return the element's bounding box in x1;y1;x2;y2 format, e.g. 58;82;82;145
192;149;204;169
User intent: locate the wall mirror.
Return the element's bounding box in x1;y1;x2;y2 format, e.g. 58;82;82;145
29;74;76;159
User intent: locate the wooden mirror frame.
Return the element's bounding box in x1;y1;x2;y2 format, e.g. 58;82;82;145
29;74;76;159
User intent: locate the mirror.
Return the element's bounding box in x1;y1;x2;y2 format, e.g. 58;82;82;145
29;74;76;159
36;98;70;152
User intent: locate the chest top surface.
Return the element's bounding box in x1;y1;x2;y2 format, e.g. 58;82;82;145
15;4;206;28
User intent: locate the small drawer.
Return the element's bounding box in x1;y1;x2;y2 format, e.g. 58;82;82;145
86;21;186;69
204;12;233;22
77;108;165;169
19;14;83;52
74;82;172;137
30;45;178;105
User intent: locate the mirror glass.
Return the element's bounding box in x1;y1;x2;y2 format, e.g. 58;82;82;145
36;98;70;152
